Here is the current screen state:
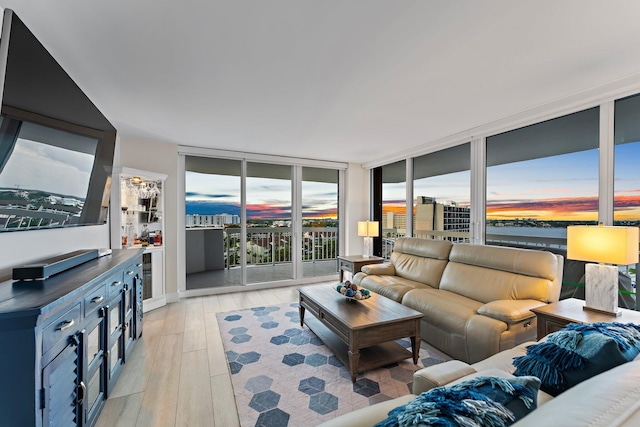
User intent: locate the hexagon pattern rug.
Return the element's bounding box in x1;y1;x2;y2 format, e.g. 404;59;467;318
217;302;450;426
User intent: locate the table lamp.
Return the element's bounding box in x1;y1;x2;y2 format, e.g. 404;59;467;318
358;220;379;258
567;224;639;316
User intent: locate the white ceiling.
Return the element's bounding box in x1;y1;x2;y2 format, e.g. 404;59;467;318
3;1;640;164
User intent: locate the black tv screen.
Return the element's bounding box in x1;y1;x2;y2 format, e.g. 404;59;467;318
0;9;116;232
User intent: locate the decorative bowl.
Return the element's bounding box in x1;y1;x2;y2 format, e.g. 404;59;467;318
336;281;371;301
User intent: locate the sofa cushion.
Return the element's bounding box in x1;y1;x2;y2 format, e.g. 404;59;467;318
513;322;640;396
374;376;540;427
358;275;432;303
388;237;452;287
439;244;560;304
402;288;483;334
440;262;555;304
393;236;452;260
448;244;559;281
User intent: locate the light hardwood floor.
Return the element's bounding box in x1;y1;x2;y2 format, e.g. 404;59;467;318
96;283;320;427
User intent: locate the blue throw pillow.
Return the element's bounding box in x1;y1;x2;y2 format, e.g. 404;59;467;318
374;375;540;427
513;322;640;396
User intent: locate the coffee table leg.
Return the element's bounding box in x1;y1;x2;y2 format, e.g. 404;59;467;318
299;305;305;327
411;335;419;364
348;349;359;383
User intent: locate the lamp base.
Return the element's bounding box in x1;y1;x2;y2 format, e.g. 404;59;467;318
363;237;373;258
584;263;620;316
582;305;621;317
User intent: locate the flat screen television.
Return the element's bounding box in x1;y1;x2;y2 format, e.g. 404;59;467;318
0;9;116;232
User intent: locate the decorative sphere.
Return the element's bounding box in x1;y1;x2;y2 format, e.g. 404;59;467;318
362;289;370;296
345;289;355;297
340;287;347;295
337;284;343;292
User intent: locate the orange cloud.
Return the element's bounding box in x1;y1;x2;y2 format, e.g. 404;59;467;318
487;194;640;220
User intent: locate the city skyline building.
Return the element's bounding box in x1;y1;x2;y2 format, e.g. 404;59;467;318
186;213;240;228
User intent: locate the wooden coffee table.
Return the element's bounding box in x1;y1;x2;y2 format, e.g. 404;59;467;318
298;284;423;382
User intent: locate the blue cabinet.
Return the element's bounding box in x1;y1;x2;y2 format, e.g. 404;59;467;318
0;249;144;427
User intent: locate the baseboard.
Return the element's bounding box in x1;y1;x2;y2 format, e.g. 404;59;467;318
143;296;167;312
165;292;179;304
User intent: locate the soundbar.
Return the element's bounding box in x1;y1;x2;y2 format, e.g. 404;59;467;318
13;249;101;280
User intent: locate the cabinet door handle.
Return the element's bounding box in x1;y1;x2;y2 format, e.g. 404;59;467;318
112;281;122;287
77;381;86;405
56;319;74;331
136;263;142;267
126;270;135;275
91;296;104;304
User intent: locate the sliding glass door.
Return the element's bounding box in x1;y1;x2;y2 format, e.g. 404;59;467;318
246;162;293;284
185;157;242;289
183;155;341;290
302;167;338;278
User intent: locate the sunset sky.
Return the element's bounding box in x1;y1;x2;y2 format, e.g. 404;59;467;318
187;143;640;223
384;143;640;222
186;172;337;219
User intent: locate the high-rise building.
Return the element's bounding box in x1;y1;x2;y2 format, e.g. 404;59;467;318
186;213;240;227
414;196;470;242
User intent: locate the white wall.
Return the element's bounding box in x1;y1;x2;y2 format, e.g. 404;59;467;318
0;222;110;281
344;162;369;256
116;137;179;297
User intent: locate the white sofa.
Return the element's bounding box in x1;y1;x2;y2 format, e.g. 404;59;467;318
318;341;640;426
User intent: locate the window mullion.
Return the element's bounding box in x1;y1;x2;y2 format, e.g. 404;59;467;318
599;101;615;225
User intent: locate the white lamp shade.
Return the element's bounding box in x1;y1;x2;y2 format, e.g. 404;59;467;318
358;221;379;237
567;225;639;265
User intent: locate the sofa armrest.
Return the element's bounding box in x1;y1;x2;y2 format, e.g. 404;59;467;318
361;263;396;275
477;299;546;323
412;360;476;394
316;395;415;427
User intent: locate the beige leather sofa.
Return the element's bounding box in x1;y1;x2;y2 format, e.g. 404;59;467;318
353;237;564;363
317;341;640;426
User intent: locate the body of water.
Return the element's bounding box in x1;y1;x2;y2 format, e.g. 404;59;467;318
486;225;566;238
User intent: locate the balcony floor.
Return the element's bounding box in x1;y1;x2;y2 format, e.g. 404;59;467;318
186;259;339;290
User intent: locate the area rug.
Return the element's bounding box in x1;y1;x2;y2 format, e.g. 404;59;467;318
217;302;450;427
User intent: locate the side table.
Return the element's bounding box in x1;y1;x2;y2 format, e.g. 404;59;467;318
531;298;640;340
337;255;384;283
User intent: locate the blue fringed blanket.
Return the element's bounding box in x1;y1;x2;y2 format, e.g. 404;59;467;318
513;322;640;396
374;376;540;427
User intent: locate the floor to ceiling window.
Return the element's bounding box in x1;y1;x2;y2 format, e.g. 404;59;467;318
302;167;338;278
614;94;640;226
381;160;406;257
413;143;471;242
246;162;293;284
486;108;600;248
185;156;242;289
182;153;343;291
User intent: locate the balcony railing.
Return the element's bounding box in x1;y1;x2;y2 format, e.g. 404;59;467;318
223;227;338;268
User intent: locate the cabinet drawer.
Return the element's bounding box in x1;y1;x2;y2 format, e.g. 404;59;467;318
300;295;320;318
42;303;81;355
84;284;107;316
107;273;124;296
338;259;353;273
124;258;142;278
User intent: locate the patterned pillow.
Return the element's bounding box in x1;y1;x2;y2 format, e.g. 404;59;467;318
513;322;640;396
374;375;540;427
